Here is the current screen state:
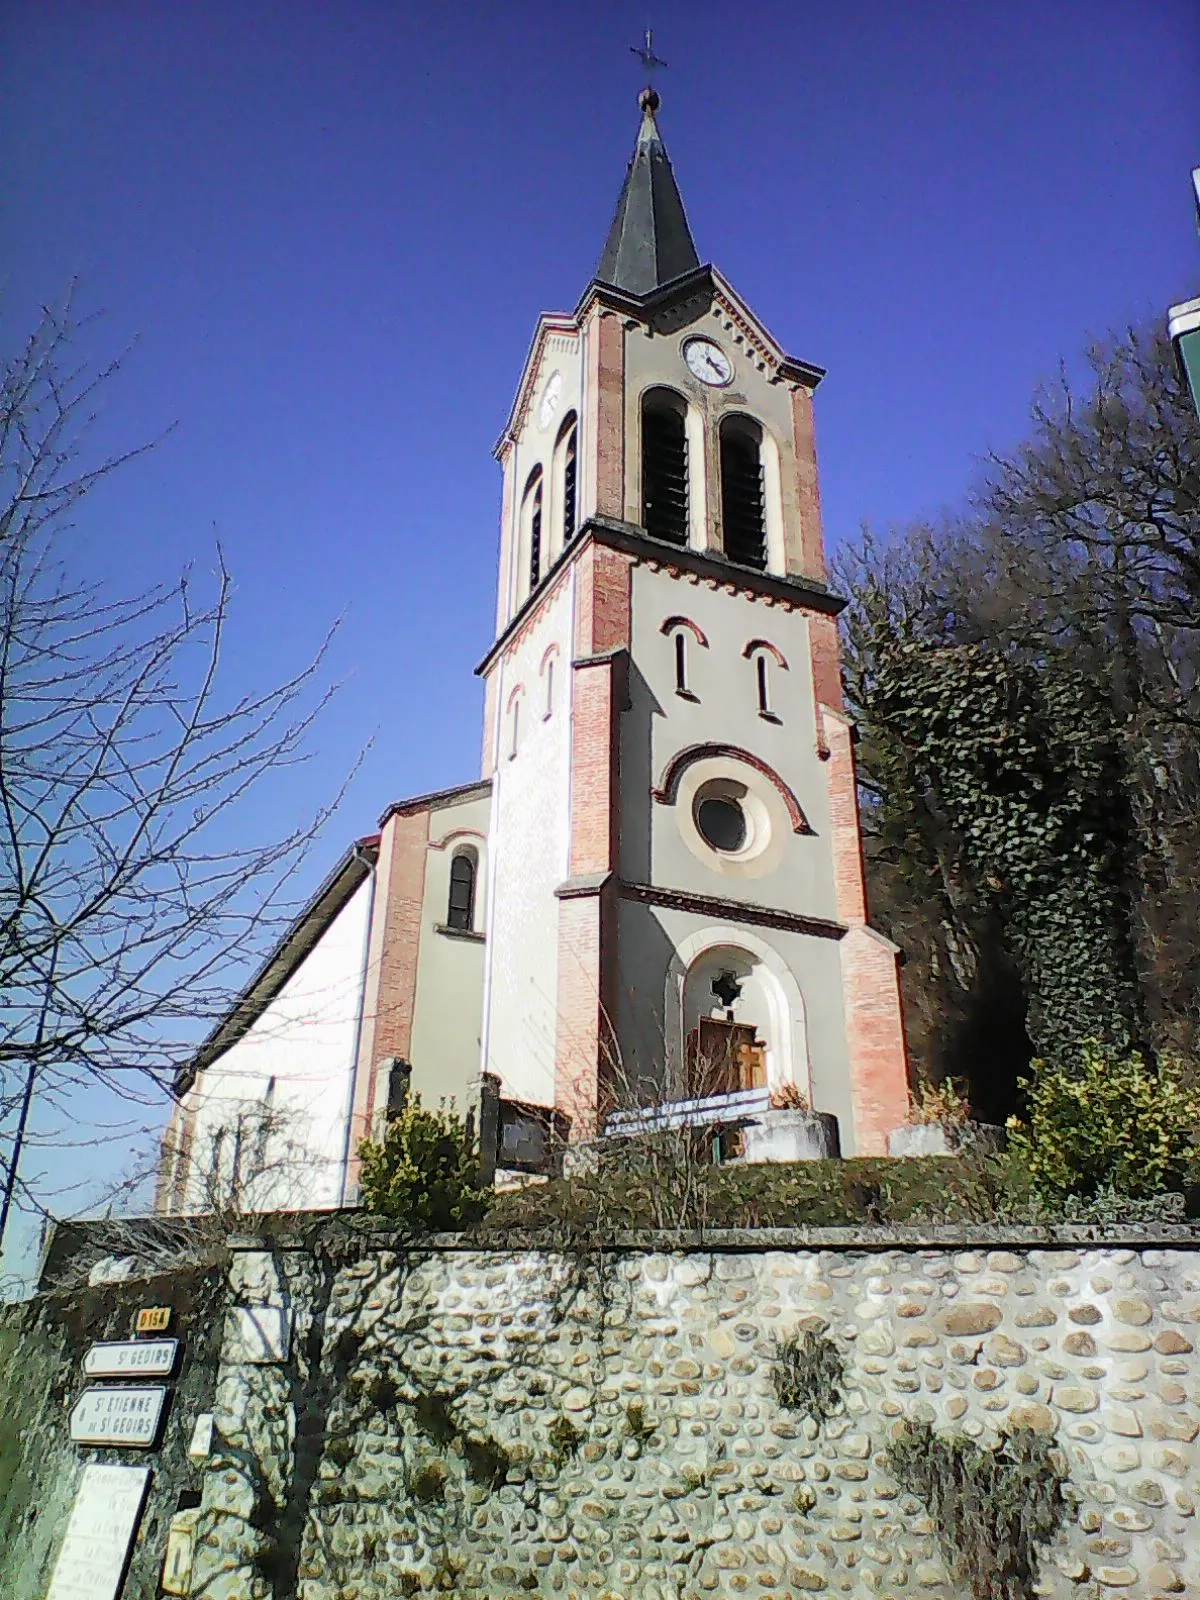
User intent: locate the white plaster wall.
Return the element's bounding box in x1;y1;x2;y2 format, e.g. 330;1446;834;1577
623;564;837;920
178;875;372;1212
482;573;575;1106
409;789;491;1115
500;331;583;626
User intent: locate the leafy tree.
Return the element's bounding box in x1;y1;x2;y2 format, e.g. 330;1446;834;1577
838;324;1200;1104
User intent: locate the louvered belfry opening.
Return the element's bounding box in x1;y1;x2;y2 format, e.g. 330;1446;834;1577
529;480;543;589
562;422;578;543
641;391;689;545
720;418;767;570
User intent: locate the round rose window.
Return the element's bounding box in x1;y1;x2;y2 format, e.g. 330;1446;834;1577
694;792;749;854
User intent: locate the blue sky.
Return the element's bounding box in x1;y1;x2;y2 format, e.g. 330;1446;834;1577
2;0;1197;1275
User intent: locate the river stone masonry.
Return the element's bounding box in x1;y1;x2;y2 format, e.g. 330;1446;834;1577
183;1231;1200;1600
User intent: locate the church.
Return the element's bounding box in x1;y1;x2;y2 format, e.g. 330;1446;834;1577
159;87;911;1214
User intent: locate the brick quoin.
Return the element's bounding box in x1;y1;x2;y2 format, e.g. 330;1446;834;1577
791;386;828;584
824;712;868;927
823;709;910;1152
840;928;911;1154
589;311;626;521
574;539;633;660
809;612;846;716
347;807;429;1187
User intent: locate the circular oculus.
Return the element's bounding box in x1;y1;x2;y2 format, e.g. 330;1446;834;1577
695;793;749;854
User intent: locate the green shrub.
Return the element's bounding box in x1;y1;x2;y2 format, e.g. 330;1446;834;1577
886;1420;1066;1600
357;1095;489;1230
1006;1042;1200;1205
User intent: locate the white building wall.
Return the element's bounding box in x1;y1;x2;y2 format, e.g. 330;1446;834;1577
482;571;575;1106
177;875;372;1212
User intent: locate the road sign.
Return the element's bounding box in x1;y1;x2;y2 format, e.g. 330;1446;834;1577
84;1339;178;1379
45;1463;151;1600
69;1386;167;1448
135;1306;172;1334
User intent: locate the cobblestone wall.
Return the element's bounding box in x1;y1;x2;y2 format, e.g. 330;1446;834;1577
192;1233;1200;1599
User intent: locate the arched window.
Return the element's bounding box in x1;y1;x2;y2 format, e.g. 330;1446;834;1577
674;631;688;694
756;653;770;715
558;414;578;545
509;693;521;759
528;477;544;589
641;389;689;546
720;417;767;570
543;655;555;718
447;850;477;931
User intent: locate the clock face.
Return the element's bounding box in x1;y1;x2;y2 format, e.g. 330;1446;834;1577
538;369;563;431
683;337;733;387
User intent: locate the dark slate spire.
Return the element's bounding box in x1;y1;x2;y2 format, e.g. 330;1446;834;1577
595;88;701;297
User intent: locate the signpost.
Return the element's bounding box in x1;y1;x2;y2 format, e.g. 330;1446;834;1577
84;1338;179;1379
69;1386;167;1448
45;1463;151;1600
135;1306;172;1334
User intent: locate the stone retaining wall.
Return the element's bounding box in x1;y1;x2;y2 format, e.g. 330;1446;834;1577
185;1233;1200;1599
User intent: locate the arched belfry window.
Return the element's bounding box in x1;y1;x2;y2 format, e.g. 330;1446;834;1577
720;417;767;570
524;469;545;591
641;389;689;546
447;850;477;931
557;414;578;546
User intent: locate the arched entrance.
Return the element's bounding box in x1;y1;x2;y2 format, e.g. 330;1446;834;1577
667;929;810;1104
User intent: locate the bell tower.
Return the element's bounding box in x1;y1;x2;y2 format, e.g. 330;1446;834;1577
477;89;909;1154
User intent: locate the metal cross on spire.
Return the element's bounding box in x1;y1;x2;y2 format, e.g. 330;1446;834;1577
630;26;667;82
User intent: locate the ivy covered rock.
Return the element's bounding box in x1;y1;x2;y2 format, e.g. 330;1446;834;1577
871;638;1144;1066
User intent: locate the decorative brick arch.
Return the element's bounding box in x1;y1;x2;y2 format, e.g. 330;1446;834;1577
428;826;487;853
652;743;813;835
742;638;788;669
660;615;709;647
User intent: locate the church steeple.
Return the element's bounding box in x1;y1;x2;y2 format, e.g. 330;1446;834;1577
594;88;701;297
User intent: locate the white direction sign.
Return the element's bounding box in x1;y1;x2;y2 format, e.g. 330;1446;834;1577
69;1385;167;1448
83;1338;178;1379
46;1462;151;1600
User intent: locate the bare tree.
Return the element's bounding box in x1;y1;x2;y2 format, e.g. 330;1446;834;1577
0;294;344;1256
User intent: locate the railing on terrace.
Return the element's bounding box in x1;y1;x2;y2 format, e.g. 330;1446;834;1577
604;1086;771;1138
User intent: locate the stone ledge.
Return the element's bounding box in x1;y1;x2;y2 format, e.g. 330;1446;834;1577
224;1217;1200;1255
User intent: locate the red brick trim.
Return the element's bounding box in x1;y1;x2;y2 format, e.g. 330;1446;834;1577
809;613;845;715
840;926;910;1156
619;879;844;940
660;615;710;647
791;385;828;583
575;540;633;658
742;638;789;668
348;807;429;1180
427;827;487;852
653;743;814;835
591;311;625;521
824;713;868;926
